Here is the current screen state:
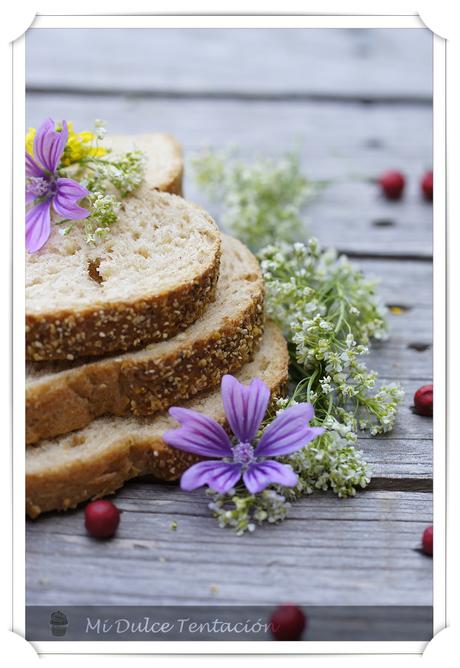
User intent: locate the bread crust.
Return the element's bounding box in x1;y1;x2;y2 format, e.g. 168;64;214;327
26;324;289;517
26;253;220;361
26;237;264;444
26;191;222;361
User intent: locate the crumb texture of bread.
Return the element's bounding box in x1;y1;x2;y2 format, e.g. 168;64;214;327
107;133;184;195
26;235;265;444
26;323;289;517
26;189;221;361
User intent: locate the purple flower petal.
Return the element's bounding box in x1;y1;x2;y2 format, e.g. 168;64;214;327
33;118;53;166
33;118;68;173
180;460;242;493
26;190;36;205
53;197;89;220
56;177;89;199
33;118;55;171
26;199;51;253
25;152;45;178
243;460;298;493
164;407;233;458
255;403;324;457
53;177;90;220
221;375;270;444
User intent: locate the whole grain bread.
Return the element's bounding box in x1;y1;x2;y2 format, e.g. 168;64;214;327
26;323;288;517
26;190;221;361
26;235;264;444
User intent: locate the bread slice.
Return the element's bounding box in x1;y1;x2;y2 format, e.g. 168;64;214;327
26;235;264;444
26;323;288;517
26;191;221;361
107;133;183;195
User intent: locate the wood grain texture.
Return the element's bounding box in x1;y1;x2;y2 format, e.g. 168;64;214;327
26;488;432;606
26;28;432;99
25;27;433;612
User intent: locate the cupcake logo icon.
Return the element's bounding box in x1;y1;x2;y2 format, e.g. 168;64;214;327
49;610;68;637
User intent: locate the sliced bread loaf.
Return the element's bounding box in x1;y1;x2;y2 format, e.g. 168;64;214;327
26;322;288;517
26;191;221;361
26;235;264;444
107;133;183;195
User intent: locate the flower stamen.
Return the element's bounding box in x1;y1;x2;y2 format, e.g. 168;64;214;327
26;176;50;197
231;442;256;468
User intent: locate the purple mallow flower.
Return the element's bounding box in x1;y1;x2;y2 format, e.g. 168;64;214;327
163;375;325;494
26;118;89;253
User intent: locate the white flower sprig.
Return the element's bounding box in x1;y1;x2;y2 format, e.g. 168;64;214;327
192;151;324;251
55;120;146;244
193;152;404;533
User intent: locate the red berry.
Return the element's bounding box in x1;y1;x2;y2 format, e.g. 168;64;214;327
378;170;405;200
413;384;433;417
421;171;433;201
270;605;306;641
85;500;120;538
422;525;433;556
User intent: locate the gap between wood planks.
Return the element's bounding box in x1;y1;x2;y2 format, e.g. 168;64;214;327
368;477;432;492
337;250;432;262
26;86;433;106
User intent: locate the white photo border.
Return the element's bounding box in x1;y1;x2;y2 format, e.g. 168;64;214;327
10;11;445;657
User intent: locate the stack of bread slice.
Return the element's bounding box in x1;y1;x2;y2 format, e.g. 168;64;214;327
26;134;289;518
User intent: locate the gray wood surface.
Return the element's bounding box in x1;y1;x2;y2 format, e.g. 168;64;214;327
25;27;433;615
26;28;432;100
27;489;432;606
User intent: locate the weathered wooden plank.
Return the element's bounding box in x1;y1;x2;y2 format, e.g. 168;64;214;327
356;259;432;307
367;304;432;380
26;489;432;606
26;94;433;257
367;342;431;381
25;94;433;162
378;306;431;341
25;28;432;99
360;438;431;480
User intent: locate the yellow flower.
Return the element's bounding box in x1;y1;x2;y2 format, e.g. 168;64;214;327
25;127;36;155
61;122;107;166
25;122;107;166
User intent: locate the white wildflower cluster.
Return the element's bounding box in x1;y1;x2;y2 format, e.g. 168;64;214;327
258;239;402;438
192;151;323;251
206;488;290;536
83;150;146;200
59;192;121;243
274;395;298;414
75;150;145;244
357;383;405;435
57;121;146;244
103;150;146;197
281;431;370;499
260;239;388;346
84;192;121;244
